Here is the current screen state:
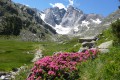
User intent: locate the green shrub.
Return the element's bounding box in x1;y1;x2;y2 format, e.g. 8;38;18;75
111;19;120;45
0;16;22;36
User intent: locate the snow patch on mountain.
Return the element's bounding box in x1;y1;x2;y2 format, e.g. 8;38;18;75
81;20;90;27
92;18;102;24
40;13;45;20
55;25;71;34
73;26;79;32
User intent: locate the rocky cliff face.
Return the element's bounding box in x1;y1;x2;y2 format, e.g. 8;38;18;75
0;0;57;41
41;5;104;36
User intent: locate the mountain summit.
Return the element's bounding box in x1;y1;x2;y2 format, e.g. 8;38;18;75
41;5;104;35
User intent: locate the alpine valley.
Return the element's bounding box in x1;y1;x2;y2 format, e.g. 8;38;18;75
0;0;120;80
0;0;120;41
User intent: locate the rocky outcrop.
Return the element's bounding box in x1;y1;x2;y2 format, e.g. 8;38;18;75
82;41;96;48
98;40;113;53
78;36;98;43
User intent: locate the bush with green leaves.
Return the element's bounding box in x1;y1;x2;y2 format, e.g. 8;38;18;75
111;19;120;45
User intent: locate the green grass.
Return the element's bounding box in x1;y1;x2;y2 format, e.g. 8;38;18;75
13;64;33;80
0;39;40;71
0;36;81;72
13;37;81;79
96;28;114;45
78;46;120;80
41;37;81;56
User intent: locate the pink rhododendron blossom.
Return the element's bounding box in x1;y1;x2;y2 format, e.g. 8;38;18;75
48;70;56;75
27;49;98;80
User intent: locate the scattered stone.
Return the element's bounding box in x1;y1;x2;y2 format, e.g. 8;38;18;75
78;47;88;53
32;49;43;62
82;41;96;48
98;40;113;53
98;40;113;49
99;49;109;53
78;36;98;43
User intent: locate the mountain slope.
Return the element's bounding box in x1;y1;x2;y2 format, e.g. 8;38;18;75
0;0;57;41
87;9;120;36
41;6;104;35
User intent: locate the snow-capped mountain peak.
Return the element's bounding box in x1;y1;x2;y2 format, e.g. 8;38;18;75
40;6;104;36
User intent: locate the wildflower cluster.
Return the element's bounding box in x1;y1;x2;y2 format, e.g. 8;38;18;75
27;49;98;80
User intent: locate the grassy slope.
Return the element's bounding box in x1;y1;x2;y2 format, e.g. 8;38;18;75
78;28;120;80
96;28;114;45
0;39;40;71
78;46;120;80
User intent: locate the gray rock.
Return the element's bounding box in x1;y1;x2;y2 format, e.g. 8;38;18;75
98;40;113;53
78;36;97;43
98;40;113;49
78;47;88;53
82;41;96;48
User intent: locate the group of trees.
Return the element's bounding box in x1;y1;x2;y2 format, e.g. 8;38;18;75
0;16;22;36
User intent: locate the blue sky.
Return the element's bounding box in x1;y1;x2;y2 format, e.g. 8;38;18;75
12;0;119;17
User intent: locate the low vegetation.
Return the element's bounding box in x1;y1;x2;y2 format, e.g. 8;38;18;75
27;49;98;80
41;37;81;56
78;45;120;80
0;38;39;71
111;19;120;45
78;19;120;80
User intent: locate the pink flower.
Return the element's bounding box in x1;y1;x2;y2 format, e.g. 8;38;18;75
36;76;41;80
27;48;98;80
48;70;56;75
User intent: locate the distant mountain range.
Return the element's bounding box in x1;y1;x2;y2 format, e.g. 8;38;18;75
0;0;120;41
41;5;104;36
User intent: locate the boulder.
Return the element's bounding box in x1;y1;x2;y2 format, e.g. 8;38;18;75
98;40;113;53
98;40;113;49
82;41;96;48
78;36;98;43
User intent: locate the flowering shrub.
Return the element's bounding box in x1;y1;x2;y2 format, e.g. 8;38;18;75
27;49;98;80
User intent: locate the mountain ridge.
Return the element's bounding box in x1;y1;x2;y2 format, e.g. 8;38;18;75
41;5;104;35
0;0;57;41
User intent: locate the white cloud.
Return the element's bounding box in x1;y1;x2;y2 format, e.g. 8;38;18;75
49;3;66;10
69;0;74;6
